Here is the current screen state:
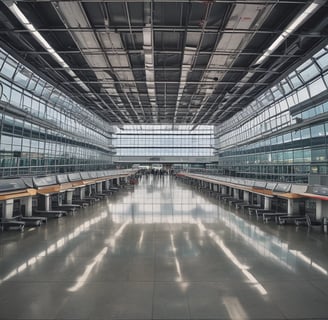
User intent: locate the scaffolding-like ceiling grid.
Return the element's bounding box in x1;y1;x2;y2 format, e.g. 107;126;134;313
0;0;327;126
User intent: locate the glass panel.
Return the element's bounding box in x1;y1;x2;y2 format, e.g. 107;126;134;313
304;149;311;162
114;125;214;156
311;124;325;137
279;99;288;111
324;72;328;88
293;149;304;162
1;82;11;102
300;127;310;139
41;84;53;100
312;148;326;161
27;75;38;91
1;57;17;79
14;66;32;88
288;72;303;89
316;52;328;71
296;87;310;103
322;102;328;113
302;108;316;119
292;130;301;141
298;60;320;82
286;95;296;108
271;85;283;99
314;104;323;115
283;151;293;163
283;133;292;143
308;77;326;97
281;79;292;94
10;89;22;108
34;79;46;96
0;50;6;70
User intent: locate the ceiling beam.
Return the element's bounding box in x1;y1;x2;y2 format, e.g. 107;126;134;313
60;80;270;85
17;49;304;58
3;26;325;37
40;66;280;74
12;0;311;4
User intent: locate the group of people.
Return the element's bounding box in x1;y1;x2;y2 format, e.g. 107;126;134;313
139;168;175;176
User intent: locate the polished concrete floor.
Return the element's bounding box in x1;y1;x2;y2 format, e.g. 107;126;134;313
1;175;328;319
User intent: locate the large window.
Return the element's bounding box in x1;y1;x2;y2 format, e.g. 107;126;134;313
215;44;328;150
114;125;214;157
0;46;115;176
214;43;328;183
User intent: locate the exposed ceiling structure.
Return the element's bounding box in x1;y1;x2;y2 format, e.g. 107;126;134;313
0;0;327;126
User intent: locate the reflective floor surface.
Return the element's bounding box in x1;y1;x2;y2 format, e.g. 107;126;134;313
1;175;328;319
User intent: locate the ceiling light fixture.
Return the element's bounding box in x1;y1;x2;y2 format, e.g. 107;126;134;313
253;0;324;66
143;25;157;122
6;1;91;93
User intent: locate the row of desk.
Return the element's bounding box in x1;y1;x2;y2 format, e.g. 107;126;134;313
177;172;327;231
0;169;138;232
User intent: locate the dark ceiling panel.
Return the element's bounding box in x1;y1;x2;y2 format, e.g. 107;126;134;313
153;2;185;26
19;2;62;28
154;31;183;50
188;2;215;27
0;0;326;126
106;2;129;26
121;32;143;50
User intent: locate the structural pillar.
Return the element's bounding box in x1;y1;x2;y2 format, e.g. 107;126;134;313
316;199;328;220
38;194;50;211
257;194;261;206
233;188;239;200
21;196;33;216
104;180;110;191
96;182;103;194
66;189;74;204
287;198;299;215
2;199;14;219
264;197;272;210
316;199;322;220
222;186;227;195
243;191;249;203
57;193;63;206
79;187;86;200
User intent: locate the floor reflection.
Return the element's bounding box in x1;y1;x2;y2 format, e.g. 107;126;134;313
0;211;108;285
1;174;328;319
110;174;328;278
111;175;219;224
215;205;328;276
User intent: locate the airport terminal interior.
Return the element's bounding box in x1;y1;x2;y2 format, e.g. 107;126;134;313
0;0;328;319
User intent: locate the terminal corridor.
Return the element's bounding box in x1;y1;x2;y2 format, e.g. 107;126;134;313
1;175;328;319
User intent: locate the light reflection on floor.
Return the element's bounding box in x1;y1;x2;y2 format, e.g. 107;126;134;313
1;174;328;319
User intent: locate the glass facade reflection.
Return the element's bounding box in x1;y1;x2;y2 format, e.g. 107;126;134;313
109;175;327;279
0;47;115;177
215;44;328;183
114;125;214;157
111;175;219;224
2;41;328;182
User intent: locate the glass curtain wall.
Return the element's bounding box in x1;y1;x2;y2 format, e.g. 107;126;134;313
114;125;214;157
0;47;115;177
215;44;328;183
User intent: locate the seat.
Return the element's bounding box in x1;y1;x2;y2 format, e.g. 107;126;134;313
305;214;322;229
